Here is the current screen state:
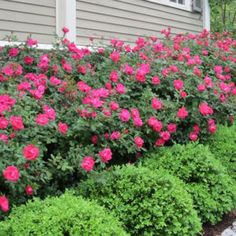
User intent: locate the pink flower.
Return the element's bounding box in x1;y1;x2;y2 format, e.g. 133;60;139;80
8;48;19;57
25;185;34;196
155;138;165;147
133;118;143;127
173;80;184;90
123;64;134;75
99;148;112;163
167;123;176;133
58;122;68;135
77;81;91;93
26;38;38;47
189;132;198;141
0;117;8;129
197;84;206;92
0;134;8;143
109;101;119;111
115;83;126;94
134;136;144;148
119;109;130;122
50;76;61;86
151;98;163;110
110;131;121;140
10;116;24;131
109;51;120;62
180;91;187;98
23;144;40;161
151;76;160;85
43;105;56;120
3;166;20;182
177;107;188;119
110;71;119;82
199;103;213;116
36;114;49;126
62;27;69;33
208;124;217;134
81;156;95;172
24;56;34;65
0;196;9;212
160;131;171;141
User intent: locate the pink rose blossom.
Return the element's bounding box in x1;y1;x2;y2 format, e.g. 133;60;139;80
0;117;8;129
23;144;40;161
199;103;213;116
110;131;121;140
151;98;163;110
115;83;126;94
173;80;184;90
177;107;188;119
189;132;198;141
58;122;68;135
99;148;112;163
10;116;24;131
167;123;176;133
0;196;9;212
81;156;95;172
36;114;49;126
25;185;34;196
134;136;144;149
119;109;130;122
160;131;171;141
3;166;20;182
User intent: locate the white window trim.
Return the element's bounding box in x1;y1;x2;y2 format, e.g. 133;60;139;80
147;0;192;11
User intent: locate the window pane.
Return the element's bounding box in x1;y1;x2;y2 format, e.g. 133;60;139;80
178;0;185;4
170;0;177;3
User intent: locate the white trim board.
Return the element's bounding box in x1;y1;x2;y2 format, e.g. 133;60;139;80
0;40;53;50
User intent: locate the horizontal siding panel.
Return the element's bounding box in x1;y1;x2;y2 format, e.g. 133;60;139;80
0;30;54;44
76;0;203;25
76;19;201;38
0;9;55;27
0;1;56;16
77;11;203;34
0;21;55;35
9;0;55;8
118;0;200;19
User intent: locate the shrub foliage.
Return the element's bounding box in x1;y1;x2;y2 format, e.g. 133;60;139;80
142;143;236;223
77;165;202;236
0;192;128;236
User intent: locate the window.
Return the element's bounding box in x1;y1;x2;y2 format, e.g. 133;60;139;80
147;0;192;11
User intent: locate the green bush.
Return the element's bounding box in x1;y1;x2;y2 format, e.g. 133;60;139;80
142;143;236;224
77;165;202;236
0;192;128;236
207;124;236;180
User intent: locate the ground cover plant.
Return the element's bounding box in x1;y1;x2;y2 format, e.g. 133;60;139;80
0;192;128;236
0;28;236;213
141;143;236;224
77;165;202;236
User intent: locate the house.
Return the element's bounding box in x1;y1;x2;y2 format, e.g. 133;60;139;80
0;0;210;48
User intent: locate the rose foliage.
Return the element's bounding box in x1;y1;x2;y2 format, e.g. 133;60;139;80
0;29;236;212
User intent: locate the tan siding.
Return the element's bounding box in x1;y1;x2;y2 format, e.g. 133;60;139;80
0;0;56;44
76;0;204;45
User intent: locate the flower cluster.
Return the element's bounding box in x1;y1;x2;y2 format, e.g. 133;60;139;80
0;28;235;212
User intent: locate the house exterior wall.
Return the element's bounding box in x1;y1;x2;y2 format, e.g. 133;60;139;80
76;0;204;45
0;0;56;44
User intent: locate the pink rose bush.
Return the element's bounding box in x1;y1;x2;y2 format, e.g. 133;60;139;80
0;29;236;212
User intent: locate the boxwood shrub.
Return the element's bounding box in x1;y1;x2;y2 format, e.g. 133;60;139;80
77;165;202;236
0;192;128;236
207;124;236;180
142;143;236;224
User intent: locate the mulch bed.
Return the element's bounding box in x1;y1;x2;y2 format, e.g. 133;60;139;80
203;210;236;236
